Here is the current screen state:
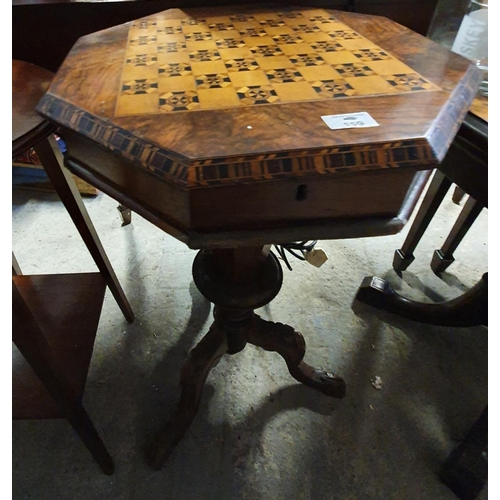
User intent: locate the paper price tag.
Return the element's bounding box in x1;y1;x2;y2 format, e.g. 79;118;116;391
321;112;379;130
305;248;328;268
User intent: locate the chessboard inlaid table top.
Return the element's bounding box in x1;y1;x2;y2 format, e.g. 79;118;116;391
37;5;481;188
36;5;481;248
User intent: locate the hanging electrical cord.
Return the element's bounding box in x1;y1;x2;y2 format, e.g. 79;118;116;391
272;240;318;271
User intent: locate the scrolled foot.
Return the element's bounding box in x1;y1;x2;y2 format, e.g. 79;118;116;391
249;315;346;398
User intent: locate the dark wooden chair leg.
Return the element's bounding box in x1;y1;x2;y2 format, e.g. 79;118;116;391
393;170;452;272
33;136;134;323
355;273;487;327
430;197;484;274
117;204;132;226
439;407;488;500
452;185;467;205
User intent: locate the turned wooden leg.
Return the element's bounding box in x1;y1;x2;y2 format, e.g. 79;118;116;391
393;170;452;272
355;273;487;327
430;197;483;274
146;324;228;470
249;315;346;398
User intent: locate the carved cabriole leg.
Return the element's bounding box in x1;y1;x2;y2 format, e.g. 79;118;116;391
146;324;228;471
249;315;346;398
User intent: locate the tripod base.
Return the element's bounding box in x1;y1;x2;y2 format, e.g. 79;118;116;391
146;247;346;470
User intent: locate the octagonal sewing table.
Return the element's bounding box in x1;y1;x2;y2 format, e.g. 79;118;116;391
36;4;481;470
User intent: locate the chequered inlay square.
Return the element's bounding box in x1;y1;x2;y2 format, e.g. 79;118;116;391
181;19;206;26
239;28;268;37
208;23;235;31
259;19;286;27
122;79;158;95
250;45;284;57
385;73;436;91
353;48;391;61
196;74;232;89
310;41;344;52
225;58;260;71
272;34;304;44
266;68;304;83
159;63;192;77
290;54;326;66
309;15;337;23
189;50;221;62
334;63;375;77
216;38;246;49
237;85;279;104
126;54;158;66
115;8;439;116
132;20;157;29
328;30;363;40
158;42;187;53
185;32;213;41
130;36;157;46
311;79;356;97
159;91;199;111
292;24;322;33
157;26;183;35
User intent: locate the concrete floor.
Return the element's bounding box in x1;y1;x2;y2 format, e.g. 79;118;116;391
12;179;487;500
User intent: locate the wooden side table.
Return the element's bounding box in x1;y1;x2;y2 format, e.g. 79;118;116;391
34;5;482;470
13;272;114;474
12;59;135;474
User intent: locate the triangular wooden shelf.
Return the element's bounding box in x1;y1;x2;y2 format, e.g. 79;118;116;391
12;273;106;420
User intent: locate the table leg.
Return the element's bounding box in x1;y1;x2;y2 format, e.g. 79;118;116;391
146;246;345;470
146;324;228;470
33;136;134;323
249;316;345;398
430;197;483;274
452;186;467;205
393;170;452;272
117;204;132;226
